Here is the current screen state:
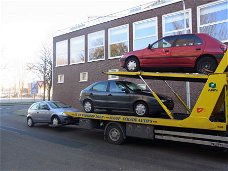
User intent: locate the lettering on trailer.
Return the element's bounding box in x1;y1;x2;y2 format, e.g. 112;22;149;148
65;112;154;124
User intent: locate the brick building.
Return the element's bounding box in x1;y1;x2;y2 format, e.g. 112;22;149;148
53;0;228;112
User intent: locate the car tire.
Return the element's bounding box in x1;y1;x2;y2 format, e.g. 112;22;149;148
125;57;140;72
105;124;125;145
196;57;217;74
27;117;34;127
51;116;61;127
83;100;94;113
134;101;148;117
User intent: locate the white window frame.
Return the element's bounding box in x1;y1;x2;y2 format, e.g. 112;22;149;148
57;74;64;84
80;72;88;82
133;17;158;50
70;35;85;65
108;24;129;59
162;9;192;36
108;69;119;80
197;0;228;43
88;30;105;62
55;40;68;67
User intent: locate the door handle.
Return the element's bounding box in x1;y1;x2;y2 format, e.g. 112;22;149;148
196;48;201;50
108;94;112;96
90;93;93;96
164;49;169;52
37;112;39;114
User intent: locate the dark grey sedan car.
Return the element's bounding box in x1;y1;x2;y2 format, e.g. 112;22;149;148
27;101;78;127
79;80;174;116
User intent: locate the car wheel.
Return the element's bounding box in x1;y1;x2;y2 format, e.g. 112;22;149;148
27;117;34;127
196;57;217;74
83;100;94;113
52;116;61;127
125;57;140;72
105;124;125;145
134;101;148;117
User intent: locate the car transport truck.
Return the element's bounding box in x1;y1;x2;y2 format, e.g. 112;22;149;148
64;51;228;149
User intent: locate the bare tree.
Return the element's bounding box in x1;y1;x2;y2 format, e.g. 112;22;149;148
27;45;52;100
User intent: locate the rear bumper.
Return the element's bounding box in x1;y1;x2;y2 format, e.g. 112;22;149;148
119;57;126;68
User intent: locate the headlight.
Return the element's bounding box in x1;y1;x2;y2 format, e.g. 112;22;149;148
61;112;68;116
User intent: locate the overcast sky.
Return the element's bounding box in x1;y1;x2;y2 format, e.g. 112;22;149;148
0;0;152;89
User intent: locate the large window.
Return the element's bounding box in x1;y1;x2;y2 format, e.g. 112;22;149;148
163;9;192;36
197;0;228;42
109;24;129;59
133;18;158;50
56;40;68;66
70;36;85;64
88;30;105;62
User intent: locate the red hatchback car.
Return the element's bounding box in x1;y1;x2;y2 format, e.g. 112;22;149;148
120;33;227;73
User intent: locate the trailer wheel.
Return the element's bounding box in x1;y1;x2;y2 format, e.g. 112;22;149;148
105;123;125;145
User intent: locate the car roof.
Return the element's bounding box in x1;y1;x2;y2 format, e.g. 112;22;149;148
31;101;60;104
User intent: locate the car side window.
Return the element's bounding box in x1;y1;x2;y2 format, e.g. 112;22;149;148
193;35;203;45
174;35;203;47
92;82;108;92
174;35;193;46
30;103;39;110
152;36;176;49
109;81;125;93
39;102;49;110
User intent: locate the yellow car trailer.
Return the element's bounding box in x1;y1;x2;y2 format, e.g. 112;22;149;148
65;51;228;148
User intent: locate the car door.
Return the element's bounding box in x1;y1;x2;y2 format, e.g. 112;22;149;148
106;81;131;110
90;81;109;108
28;103;40;122
38;102;51;122
170;34;204;67
141;36;176;67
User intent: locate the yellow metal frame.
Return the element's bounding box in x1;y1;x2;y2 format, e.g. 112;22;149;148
66;51;228;132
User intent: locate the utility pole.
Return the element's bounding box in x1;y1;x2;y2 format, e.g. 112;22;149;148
43;58;46;101
182;0;191;112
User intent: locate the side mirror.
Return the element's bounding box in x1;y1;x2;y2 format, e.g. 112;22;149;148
43;106;50;110
122;88;129;94
147;44;151;49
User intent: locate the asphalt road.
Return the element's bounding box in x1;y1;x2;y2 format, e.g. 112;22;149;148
0;104;227;171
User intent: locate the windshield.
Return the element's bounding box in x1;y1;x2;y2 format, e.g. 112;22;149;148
48;102;71;109
121;82;142;91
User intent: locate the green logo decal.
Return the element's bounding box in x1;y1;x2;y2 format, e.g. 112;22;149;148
209;82;216;89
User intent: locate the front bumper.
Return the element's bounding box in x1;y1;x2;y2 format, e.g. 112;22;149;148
148;100;174;114
59;115;77;125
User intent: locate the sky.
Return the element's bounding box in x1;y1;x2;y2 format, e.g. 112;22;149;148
0;0;152;90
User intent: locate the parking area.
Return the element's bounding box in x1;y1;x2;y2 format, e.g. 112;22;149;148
0;104;227;171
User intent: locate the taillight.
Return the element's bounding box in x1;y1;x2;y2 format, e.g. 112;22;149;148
220;44;227;52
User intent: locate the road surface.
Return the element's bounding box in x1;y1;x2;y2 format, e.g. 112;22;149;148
0;104;227;170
